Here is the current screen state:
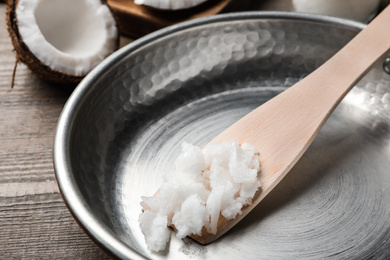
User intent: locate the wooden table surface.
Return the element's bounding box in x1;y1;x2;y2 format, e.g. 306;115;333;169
0;3;115;259
0;1;385;259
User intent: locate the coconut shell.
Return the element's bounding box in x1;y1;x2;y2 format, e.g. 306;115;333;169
6;0;119;85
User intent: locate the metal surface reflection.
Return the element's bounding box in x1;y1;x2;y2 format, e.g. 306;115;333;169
55;12;390;259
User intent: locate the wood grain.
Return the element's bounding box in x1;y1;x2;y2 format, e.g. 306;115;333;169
0;4;113;259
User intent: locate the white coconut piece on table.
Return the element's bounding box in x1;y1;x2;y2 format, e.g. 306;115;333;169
134;0;209;10
138;141;261;252
7;0;118;83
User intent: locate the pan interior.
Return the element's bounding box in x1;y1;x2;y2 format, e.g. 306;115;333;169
66;16;390;259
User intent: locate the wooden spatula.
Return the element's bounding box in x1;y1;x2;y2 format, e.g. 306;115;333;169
192;5;390;245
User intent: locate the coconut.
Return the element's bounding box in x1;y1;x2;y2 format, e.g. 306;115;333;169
6;0;119;84
139;141;262;252
134;0;209;10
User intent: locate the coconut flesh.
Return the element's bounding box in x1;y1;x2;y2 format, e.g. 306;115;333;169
139;141;262;252
134;0;209;10
9;0;118;82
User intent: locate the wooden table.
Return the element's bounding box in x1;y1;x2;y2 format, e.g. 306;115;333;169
0;1;385;258
0;4;114;259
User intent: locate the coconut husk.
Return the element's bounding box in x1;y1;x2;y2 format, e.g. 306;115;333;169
6;0;118;85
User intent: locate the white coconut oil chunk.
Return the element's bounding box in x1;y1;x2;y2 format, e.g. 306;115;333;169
16;0;118;76
134;0;208;10
139;141;262;252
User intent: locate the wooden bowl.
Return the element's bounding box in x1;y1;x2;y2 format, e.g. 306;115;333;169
107;0;252;38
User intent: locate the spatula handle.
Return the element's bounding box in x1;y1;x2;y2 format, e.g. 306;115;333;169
298;4;390;108
213;5;390;170
196;5;390;245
